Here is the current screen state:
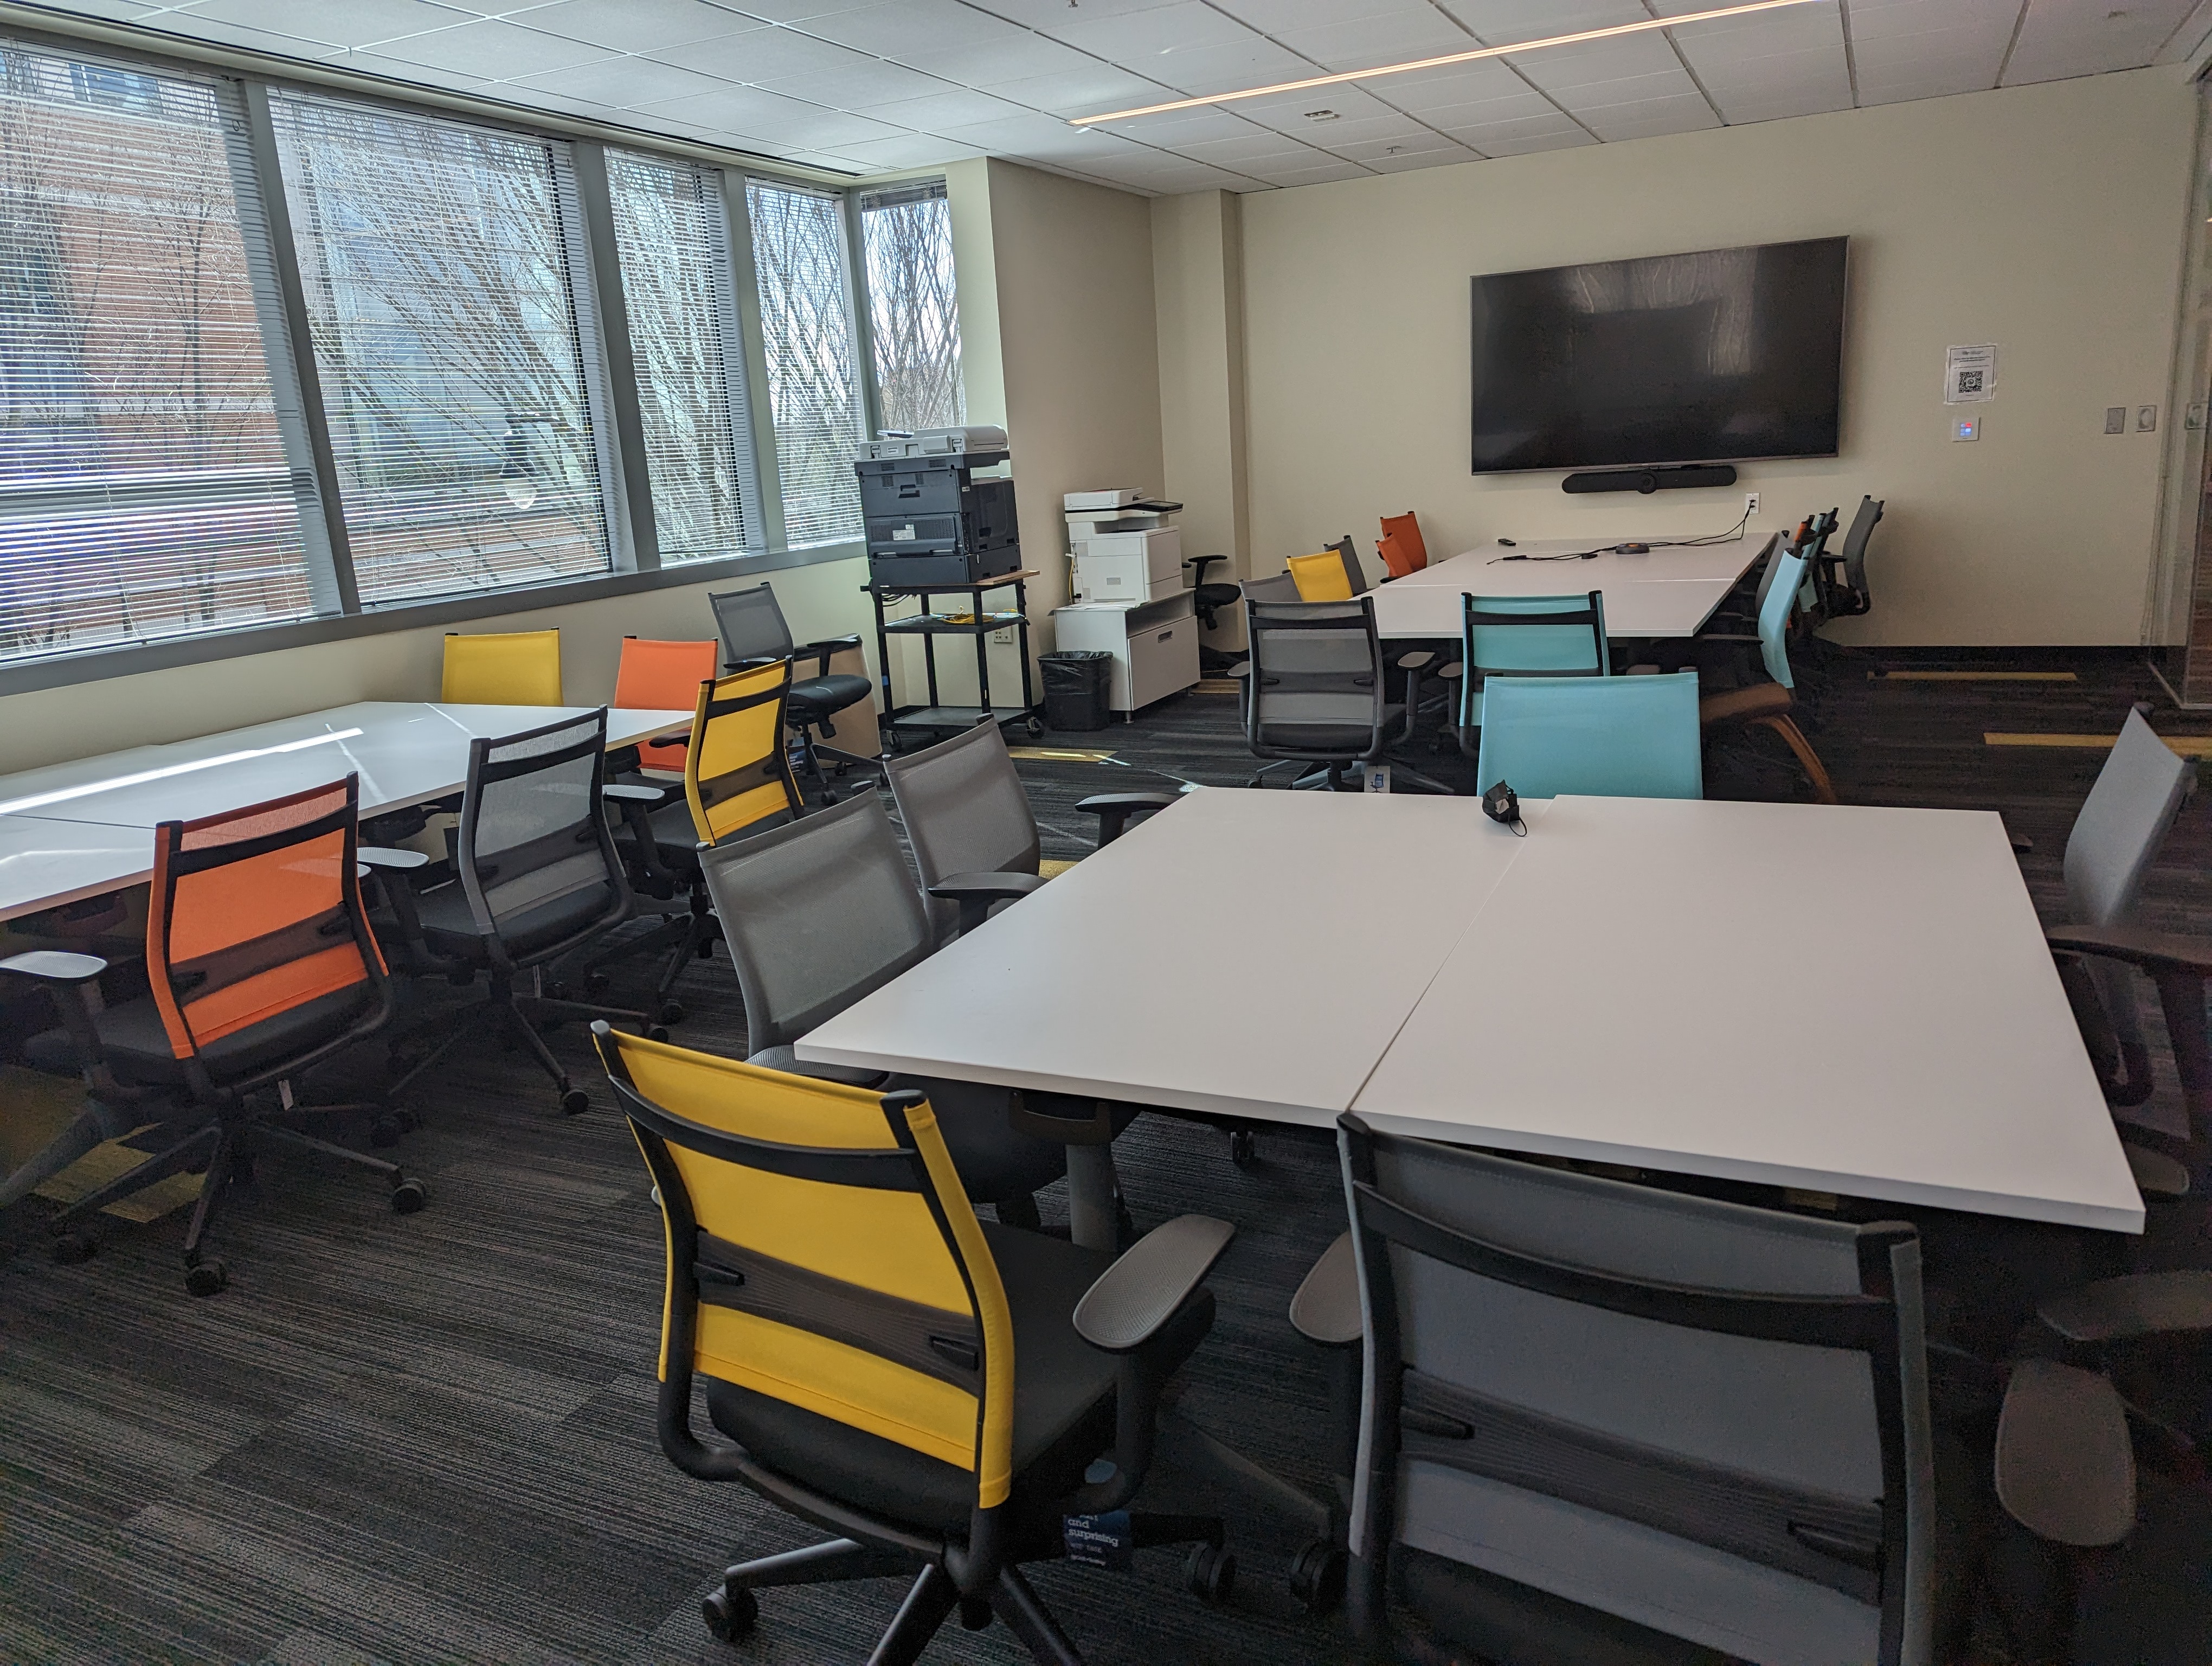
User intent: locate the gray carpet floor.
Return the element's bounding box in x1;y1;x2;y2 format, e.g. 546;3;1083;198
3;644;2209;1665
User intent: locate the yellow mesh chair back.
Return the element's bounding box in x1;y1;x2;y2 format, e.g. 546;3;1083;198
442;629;563;706
1287;550;1355;602
597;1027;1018;1507
684;662;803;845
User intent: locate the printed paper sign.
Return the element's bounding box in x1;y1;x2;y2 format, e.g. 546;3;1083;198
1944;344;1997;404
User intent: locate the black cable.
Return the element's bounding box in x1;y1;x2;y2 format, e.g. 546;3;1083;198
1488;503;1757;563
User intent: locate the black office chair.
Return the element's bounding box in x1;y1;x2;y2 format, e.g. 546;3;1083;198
709;581;879;802
1822;495;1885;619
1244;596;1451;794
1184;553;1247;676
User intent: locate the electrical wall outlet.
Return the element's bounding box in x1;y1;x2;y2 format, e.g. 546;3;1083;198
991;627;1015;646
2137;405;2159;433
1744;491;1759;517
2106;406;2128;434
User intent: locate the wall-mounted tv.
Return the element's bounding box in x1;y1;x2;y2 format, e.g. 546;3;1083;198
1469;236;1847;475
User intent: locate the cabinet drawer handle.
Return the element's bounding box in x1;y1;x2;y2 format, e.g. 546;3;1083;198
1156;630;1173;642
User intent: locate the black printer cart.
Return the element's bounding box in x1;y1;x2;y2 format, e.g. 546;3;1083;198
867;567;1045;749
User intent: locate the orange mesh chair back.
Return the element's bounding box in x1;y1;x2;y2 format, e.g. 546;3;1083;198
1378;512;1429;576
615;637;718;774
443;629;564;706
146;776;390;1088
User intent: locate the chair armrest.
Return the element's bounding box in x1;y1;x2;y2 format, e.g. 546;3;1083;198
1995;1359;2134;1547
354;848;440;969
929;870;1050;936
1288;1231;1362;1348
2038;1271;2212;1344
0;950;108;986
0;950;135;1097
1393;649;1436;671
602;783;667;804
1074;792;1179;846
2045;922;2212;976
357;847;429;872
1075;1215;1236;1354
796;635;861;675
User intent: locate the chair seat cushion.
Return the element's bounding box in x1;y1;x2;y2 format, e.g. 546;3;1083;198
789;673;872;717
415;880;617;964
612;797;705;867
25;984;377;1088
1257;706;1404;755
744;1045;886;1089
1699;683;1793;726
705;1222;1211;1533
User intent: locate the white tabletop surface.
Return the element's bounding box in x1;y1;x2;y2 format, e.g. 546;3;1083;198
0;701;692;921
798;786;1545;1126
1368;539;1763;640
1352;794;2142;1233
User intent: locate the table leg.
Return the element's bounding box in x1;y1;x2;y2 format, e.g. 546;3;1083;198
1066;1143;1120;1252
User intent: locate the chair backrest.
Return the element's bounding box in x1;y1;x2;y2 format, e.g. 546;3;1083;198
1330;534;1370;596
1245;597;1388;763
2065;708;2196;927
883;719;1040;943
1839;496;1884;597
696;792;934;1051
442;629;563;706
1741;531;1786;617
1457;590;1609;712
1288;550;1356;602
1377;534;1420;580
1379;511;1429;574
684;663;804;846
710;582;798;669
614;637;718;773
147;775;389;1081
1475;671;1702;799
1758;551;1809;690
600;1028;1018;1519
1242;572;1301;606
1340;1118;1931;1666
455;708;630;960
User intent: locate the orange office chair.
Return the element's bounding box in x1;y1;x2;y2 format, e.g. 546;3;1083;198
1377;511;1429;578
0;777;427;1296
612;636;718;775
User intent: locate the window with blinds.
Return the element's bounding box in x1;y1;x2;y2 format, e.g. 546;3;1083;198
858;180;964;435
268;92;612;605
745;180;864;550
0;43;326;663
607;150;755;564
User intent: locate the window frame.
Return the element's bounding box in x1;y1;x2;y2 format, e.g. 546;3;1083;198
0;23;898;699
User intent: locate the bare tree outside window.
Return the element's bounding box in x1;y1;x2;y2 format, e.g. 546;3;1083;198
0;46;316;659
859;182;964;434
746;180;865;549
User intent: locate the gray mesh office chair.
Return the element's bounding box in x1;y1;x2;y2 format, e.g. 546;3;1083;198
1823;496;1884;618
1327;534;1369;595
384;709;660;1116
1333;1116;2130;1666
1244;597;1450;793
696;792;1079;1214
882;719;1174;944
709;580;879;800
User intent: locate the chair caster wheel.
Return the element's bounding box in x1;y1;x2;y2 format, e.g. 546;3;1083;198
1229;1129;1256;1168
658;1001;685;1025
51;1230;96;1265
545;980;570;1001
1186;1542;1236;1605
959;1595;992;1631
390;1176;429;1214
1289;1541;1347;1617
560;1088;591;1117
369;1115;403;1148
702;1585;757;1642
185;1259;228;1297
646;1026;670;1043
695;939;716;959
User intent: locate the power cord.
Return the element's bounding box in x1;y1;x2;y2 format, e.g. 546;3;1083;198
1488;503;1757;563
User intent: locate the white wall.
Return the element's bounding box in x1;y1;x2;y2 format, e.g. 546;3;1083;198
1236;68;2197;646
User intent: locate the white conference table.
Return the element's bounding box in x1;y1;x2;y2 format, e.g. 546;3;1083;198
0;701;693;922
799;787;2142;1239
1368;536;1765;640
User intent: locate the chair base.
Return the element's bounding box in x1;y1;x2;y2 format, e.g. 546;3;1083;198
558;894;717;1021
388;973;657;1116
792;731;887;805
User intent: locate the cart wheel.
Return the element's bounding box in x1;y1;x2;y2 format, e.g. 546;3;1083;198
1025;716;1045;739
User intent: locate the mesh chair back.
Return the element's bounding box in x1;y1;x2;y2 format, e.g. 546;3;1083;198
442;629;563;705
456;709;629;959
1456;591;1609;729
614;638;717;773
1330;534;1370;596
883;720;1040;942
2066;708;2194;927
684;663;803;845
1740;531;1786;617
1287;550;1356;601
1475;672;1701;799
1341;1120;1929;1666
711;582;797;668
1242;572;1300;605
147;775;388;1067
697;792;933;1050
1246;597;1389;762
1758;552;1808;690
1379;511;1429;574
601;1028;1018;1508
1840;497;1884;598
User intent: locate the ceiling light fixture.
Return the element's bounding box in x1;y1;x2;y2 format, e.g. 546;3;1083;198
1067;0;1824;126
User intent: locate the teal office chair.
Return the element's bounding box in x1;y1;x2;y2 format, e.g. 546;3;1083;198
1475;672;1702;800
1697;550;1839;803
1451;590;1609;756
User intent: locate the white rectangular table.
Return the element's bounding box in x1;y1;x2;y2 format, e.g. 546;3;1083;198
1368;537;1765;640
798;787;2141;1237
0;701;693;921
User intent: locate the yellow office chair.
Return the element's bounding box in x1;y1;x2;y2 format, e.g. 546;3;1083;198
595;1024;1238;1662
441;629;563;705
1286;548;1355;602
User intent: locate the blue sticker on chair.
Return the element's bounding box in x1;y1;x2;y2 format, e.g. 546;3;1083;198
1064;1510;1134;1569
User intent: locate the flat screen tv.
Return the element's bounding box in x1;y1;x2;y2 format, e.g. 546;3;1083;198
1469;236;1847;475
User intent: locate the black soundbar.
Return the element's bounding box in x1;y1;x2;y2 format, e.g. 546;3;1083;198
1562;464;1738;495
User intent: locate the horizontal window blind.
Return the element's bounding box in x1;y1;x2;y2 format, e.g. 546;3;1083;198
858;180;965;435
269;91;611;606
746;179;864;551
607;150;755;565
0;43;324;664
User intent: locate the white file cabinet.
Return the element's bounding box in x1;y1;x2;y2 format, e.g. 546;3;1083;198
1051;592;1200;716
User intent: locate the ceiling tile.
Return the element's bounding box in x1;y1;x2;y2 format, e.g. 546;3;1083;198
826;132;987;167
851;87;1036;130
338;47;492;86
1230;79;1407;133
933;108;1154;158
635;82;905;144
1364;140;1480;170
1476;125;1597;157
1329;130;1476;162
508;54;730;104
1045;1;1257;59
1847;0;2020;102
1243;155;1374;185
2157;0;2212;60
1100;104;1278;144
1510;30;1688;93
1153;35;1323;95
1436;0;1647;46
895;29;1100;85
1574;90;1722;140
133;13;351;58
715;0;884;19
26;0;163;17
1660;0;1852;123
963;0;1188;25
755;57;953;105
369;17;615;76
1209;0;1419;30
1270;10;1479;74
1081;152;1258;193
1409;87;1564;131
798;0;1038;56
498;0;764;52
2002;0;2192;82
1435;108;1587;146
1380;56;1543;111
979;64;1175;116
1170;129;1327;163
640;23;865;78
183;0;478;49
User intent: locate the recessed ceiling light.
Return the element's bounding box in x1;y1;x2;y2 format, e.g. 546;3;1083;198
1068;0;1824;126
1305;108;1339;121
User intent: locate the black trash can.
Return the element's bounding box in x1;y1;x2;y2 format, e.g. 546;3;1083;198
1040;650;1114;732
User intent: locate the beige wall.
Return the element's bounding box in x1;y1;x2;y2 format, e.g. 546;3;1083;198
1237;68;2197;646
0;557;870;774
